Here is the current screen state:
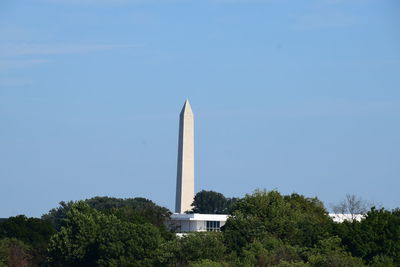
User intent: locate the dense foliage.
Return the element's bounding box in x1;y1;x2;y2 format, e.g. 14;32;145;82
47;202;163;266
1;190;399;266
333;207;400;265
42;196;171;230
0;215;55;265
190;190;239;214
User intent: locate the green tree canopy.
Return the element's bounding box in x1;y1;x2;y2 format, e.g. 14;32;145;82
0;215;55;249
334;207;400;265
42;196;171;230
306;236;365;267
159;232;227;266
223;190;333;252
0;238;32;267
1;190;398;266
191;190;238;214
48;201;163;266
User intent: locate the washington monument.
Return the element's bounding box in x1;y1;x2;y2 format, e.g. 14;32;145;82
175;100;195;213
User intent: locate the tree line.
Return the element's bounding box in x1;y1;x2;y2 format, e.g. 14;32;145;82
0;190;399;266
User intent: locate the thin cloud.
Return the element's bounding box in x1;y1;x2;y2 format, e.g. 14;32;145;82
0;44;137;57
46;0;138;4
0;43;138;70
0;59;48;70
211;0;276;2
45;0;183;4
0;78;33;87
46;0;273;4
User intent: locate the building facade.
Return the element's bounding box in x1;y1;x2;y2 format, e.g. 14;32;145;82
168;213;228;233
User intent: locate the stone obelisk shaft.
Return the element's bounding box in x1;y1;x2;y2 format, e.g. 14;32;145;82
175;100;195;213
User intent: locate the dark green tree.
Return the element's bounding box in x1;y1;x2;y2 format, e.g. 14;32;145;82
0;238;32;267
223;190;333;252
306;236;365;267
284;193;334;247
43;196;171;230
335;207;400;265
240;238;304;266
48;201;163;266
41;201;74;231
191;190;238;214
0;215;55;265
0;215;55;248
159;232;227;266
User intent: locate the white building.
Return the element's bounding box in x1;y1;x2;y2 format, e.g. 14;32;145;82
167;213;229;233
167;212;364;233
329;213;364;223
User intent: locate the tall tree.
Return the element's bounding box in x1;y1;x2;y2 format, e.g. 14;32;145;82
0;238;32;267
159;232;227;266
191;190;238;214
223;190;333;252
48;201;163;266
42;201;73;231
0;215;55;249
0;215;55;265
43;196;171;230
331;194;370;221
335;207;400;265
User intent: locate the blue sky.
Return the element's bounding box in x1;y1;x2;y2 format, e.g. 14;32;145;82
0;0;399;217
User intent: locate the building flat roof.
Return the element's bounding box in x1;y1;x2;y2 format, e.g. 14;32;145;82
170;213;229;221
170;213;364;223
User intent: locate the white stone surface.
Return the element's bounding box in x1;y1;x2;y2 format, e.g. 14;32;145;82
175;100;195;213
329;213;365;223
171;213;229;221
168;213;229;232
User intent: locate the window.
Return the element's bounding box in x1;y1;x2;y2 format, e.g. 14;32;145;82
206;221;220;231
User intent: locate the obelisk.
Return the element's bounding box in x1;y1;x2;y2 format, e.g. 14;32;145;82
175;99;195;213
